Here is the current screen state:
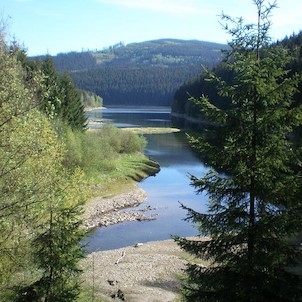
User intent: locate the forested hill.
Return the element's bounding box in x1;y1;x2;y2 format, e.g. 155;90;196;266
172;32;302;119
36;39;228;106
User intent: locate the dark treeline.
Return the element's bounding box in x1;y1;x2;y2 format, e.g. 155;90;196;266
71;65;203;106
35;51;97;72
172;64;233;118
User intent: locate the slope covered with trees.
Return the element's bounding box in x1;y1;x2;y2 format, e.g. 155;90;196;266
34;39;228;106
172;31;302;123
0;28;151;301
175;1;302;301
0;38;86;301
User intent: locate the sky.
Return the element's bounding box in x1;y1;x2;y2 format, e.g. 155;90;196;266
1;0;301;56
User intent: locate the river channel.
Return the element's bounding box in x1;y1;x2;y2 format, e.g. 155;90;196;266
85;107;208;251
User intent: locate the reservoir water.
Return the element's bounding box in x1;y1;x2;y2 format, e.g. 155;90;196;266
85;107;208;251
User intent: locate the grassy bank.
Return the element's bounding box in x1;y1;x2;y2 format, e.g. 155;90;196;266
62;124;160;198
86;152;159;198
81;126;183;197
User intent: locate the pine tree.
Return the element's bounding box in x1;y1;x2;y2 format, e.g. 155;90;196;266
40;56;64;118
32;205;84;302
60;73;87;130
175;1;302;301
14;171;86;302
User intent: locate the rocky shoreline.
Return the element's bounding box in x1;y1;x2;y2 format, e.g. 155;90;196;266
83;186;157;230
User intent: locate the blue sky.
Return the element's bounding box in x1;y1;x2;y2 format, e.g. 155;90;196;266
1;0;301;56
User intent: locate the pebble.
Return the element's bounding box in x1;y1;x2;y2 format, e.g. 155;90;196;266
82;187;157;230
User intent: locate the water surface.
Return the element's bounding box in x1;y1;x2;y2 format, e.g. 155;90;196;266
85;107;208;251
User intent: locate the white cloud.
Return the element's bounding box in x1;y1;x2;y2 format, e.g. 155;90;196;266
97;0;209;16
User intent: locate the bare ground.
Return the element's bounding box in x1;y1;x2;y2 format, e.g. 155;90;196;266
81;240;186;302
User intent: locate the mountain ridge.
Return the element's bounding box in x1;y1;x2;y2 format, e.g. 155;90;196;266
37;39;228;106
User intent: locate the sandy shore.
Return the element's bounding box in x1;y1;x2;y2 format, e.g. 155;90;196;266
81;239;186;302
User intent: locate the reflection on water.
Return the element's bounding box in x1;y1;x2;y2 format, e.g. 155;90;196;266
85;107;208;251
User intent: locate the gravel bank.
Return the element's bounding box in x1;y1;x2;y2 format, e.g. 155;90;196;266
83;186;157;230
82;186;189;301
81;240;186;302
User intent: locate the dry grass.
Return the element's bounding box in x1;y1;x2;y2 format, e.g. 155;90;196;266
122;127;181;134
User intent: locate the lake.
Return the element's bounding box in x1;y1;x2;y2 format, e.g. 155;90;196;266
85;107;208;251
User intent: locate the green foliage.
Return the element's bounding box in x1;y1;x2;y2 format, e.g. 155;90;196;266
0;45;64;293
40;56;64;118
13;170;86;302
175;1;302;301
32;206;84;301
62;124;146;174
80;90;103;108
60;73;87;129
37;56;87;129
0;33;86;301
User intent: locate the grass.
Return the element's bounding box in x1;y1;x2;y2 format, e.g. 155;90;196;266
85;152;160;198
62;124;161;198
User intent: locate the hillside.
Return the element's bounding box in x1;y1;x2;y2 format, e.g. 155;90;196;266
40;39;228;106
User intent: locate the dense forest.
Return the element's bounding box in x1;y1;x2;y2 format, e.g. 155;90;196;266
34;39;228;106
172;31;302;123
71;65;203;106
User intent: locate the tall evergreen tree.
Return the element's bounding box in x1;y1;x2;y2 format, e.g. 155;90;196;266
175;1;302;301
31;203;84;302
13;172;86;302
40;56;64;118
40;57;87;129
60;73;87;130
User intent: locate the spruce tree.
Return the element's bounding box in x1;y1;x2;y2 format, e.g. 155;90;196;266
40;57;87;130
175;1;302;301
40;56;64;118
32;204;84;302
14;173;86;302
60;73;87;130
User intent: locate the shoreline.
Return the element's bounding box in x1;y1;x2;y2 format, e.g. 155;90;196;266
82;155;160;230
83;185;157;230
